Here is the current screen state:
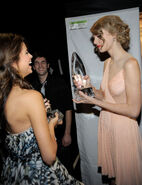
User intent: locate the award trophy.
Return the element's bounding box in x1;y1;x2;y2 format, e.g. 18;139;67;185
41;94;64;122
71;52;95;100
47;107;64;122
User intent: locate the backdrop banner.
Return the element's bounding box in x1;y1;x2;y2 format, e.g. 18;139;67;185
65;7;141;185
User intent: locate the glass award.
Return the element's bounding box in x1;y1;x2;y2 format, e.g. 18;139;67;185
47;108;64;122
41;93;64;122
71;52;95;100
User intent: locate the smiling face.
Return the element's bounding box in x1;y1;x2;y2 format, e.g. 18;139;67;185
12;42;33;78
33;57;49;76
93;29;114;53
90;15;130;51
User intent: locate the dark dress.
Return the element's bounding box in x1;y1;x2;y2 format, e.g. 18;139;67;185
0;127;82;185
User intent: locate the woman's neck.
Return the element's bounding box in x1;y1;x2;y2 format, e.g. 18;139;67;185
108;43;128;64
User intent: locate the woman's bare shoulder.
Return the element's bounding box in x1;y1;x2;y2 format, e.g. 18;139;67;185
23;89;42;96
123;57;141;81
22;89;43;103
124;57;140;70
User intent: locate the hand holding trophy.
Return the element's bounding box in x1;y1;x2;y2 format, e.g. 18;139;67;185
73;74;91;89
43;97;64;123
71;52;95;100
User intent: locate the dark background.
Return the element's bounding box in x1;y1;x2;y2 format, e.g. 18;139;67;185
1;0;141;82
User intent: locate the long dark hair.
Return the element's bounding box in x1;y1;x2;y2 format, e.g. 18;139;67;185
0;33;32;130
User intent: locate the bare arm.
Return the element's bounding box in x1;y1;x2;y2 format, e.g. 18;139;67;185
62;110;72;147
65;110;72;135
74;58;141;119
92;87;104;100
26;90;58;165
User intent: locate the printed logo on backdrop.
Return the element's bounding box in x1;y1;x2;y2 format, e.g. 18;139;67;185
69;20;87;30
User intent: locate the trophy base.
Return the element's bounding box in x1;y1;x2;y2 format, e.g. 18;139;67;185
81;87;95;97
74;87;95;101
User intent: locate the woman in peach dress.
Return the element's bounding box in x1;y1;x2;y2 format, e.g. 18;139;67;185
73;15;142;185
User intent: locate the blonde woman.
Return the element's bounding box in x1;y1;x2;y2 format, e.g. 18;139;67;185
73;15;142;185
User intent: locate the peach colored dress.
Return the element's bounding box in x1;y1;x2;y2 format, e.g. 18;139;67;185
98;59;142;185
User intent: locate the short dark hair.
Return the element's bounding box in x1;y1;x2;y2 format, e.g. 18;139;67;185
32;51;49;64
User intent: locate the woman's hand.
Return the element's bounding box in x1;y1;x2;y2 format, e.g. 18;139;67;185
73;90;96;105
73;74;83;89
83;75;92;88
49;112;63;127
44;98;51;112
73;74;92;89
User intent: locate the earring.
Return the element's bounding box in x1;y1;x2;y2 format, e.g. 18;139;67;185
113;37;116;41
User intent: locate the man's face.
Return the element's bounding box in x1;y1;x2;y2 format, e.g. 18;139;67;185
33;57;49;76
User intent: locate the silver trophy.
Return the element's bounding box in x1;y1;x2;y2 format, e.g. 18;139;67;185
71;52;95;100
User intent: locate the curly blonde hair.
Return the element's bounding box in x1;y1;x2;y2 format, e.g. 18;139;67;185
90;15;130;50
